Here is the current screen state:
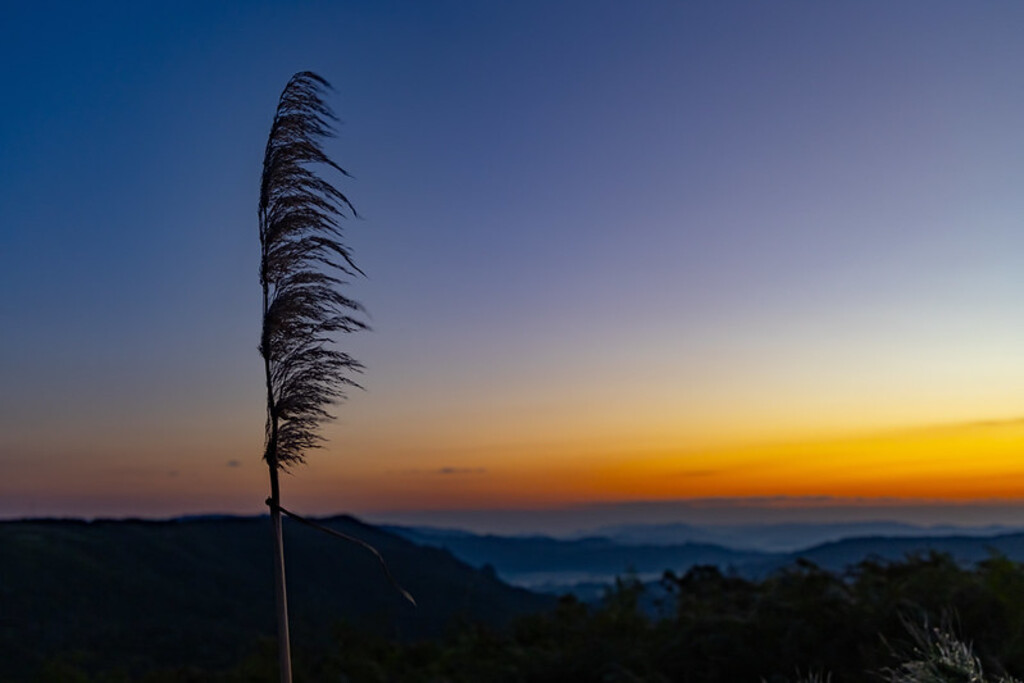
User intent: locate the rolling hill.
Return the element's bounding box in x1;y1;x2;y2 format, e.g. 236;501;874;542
0;515;553;681
387;524;1024;593
386;525;769;592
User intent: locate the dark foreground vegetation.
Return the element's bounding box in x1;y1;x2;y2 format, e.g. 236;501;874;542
221;554;1024;683
7;519;1024;682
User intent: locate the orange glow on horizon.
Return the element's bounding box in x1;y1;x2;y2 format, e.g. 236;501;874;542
10;410;1024;519
296;417;1024;512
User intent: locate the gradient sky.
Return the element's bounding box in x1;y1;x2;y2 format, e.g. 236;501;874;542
4;1;1024;530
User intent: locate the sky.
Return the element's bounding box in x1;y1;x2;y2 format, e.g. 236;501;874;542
4;1;1024;532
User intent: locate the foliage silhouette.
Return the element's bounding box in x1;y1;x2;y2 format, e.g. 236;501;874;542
258;70;366;683
259;70;365;471
881;622;1023;683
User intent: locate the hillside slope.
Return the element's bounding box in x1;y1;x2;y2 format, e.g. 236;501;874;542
0;516;553;680
775;531;1024;573
389;525;1024;591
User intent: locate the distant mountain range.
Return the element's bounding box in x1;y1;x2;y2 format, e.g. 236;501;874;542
763;531;1024;573
0;516;552;681
386;525;767;589
386;522;1024;594
584;520;1023;552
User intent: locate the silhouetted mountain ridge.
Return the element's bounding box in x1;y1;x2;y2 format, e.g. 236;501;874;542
385;525;769;590
587;520;1022;552
0;515;553;681
386;524;1024;594
769;530;1024;573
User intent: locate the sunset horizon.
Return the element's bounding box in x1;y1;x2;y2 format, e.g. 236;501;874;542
9;4;1024;679
6;1;1024;535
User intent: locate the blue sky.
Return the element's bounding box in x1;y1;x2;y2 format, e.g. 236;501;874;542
4;2;1024;528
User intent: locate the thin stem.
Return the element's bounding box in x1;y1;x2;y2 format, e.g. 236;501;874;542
268;462;292;683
